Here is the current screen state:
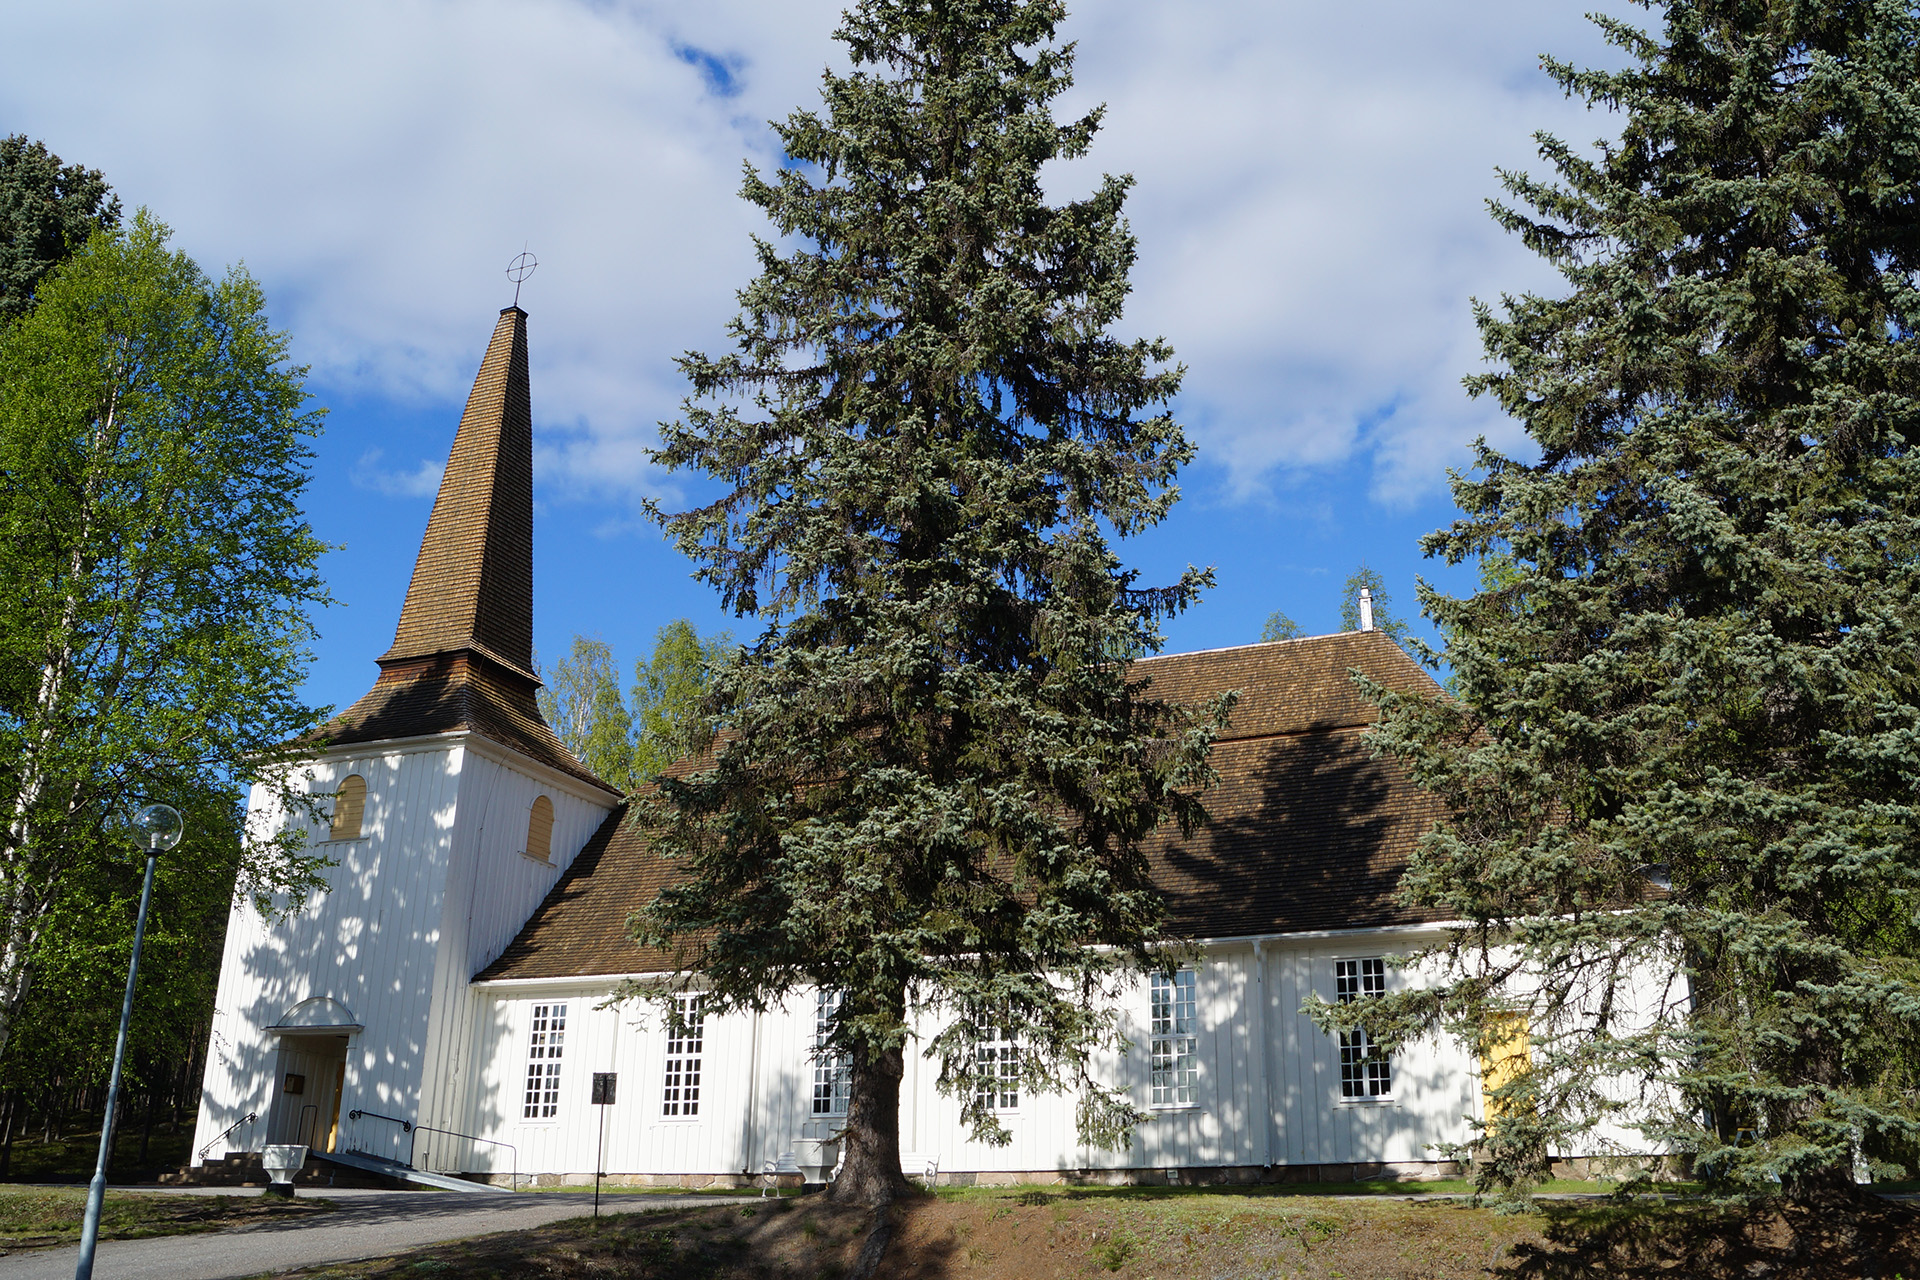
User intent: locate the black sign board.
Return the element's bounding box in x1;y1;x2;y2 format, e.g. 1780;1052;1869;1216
591;1072;617;1105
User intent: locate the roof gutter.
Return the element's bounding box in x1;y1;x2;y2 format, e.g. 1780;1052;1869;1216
472;921;1475;990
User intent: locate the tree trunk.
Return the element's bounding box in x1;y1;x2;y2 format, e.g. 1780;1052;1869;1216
0;1090;14;1178
0;385;119;1069
828;1042;913;1206
139;1081;155;1168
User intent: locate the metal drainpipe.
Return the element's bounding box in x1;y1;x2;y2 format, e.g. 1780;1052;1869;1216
741;1005;761;1181
1251;939;1275;1170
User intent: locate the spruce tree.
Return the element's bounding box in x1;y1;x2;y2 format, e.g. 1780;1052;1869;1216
641;0;1216;1206
0;136;120;323
1348;0;1920;1201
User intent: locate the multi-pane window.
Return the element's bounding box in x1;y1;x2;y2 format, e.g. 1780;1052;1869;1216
1336;958;1392;1099
977;1028;1020;1112
661;994;704;1117
812;990;850;1116
522;1002;566;1119
1150;969;1199;1106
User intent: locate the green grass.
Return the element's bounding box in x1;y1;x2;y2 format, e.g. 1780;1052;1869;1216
0;1183;332;1250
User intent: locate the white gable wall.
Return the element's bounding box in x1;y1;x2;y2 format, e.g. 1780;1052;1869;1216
193;733;617;1166
195;739;464;1163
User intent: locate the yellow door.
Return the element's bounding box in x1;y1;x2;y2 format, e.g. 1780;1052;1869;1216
324;1061;346;1153
1479;1012;1531;1125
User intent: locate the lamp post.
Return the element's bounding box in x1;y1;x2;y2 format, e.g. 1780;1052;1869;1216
74;802;182;1280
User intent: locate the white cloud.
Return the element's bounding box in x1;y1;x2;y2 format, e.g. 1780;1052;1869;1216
351;448;445;497
1;0;1630;510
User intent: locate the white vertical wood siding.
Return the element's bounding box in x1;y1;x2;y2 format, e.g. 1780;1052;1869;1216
229;894;1671;1179
413;742;616;1150
1262;938;1479;1168
195;743;465;1163
460;984;762;1178
469;930;1651;1181
193;736;616;1165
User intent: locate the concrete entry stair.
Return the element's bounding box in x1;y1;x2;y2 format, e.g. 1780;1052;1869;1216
158;1150;394;1189
315;1148;513;1193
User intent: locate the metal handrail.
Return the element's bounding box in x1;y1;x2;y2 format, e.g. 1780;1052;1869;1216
197;1111;258;1161
345;1107;413;1146
411;1123;519;1192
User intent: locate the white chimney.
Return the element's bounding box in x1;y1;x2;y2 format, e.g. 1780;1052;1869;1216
1358;587;1374;632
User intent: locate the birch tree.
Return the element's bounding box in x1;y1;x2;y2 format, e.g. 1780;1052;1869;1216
0;212;328;1068
538;636;634;790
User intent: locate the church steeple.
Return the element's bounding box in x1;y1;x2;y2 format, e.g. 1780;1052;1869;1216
315;307;617;796
382;306;536;680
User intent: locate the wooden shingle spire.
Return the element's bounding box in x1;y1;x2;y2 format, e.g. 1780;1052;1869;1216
382;306;536;678
316;308;617;795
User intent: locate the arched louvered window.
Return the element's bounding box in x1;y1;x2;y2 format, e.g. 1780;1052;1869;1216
526;795;555;863
329;775;366;841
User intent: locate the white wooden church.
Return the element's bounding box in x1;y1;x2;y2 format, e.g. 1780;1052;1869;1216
190;307;1669;1189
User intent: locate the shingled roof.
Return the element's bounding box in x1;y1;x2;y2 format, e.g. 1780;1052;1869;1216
476;630;1453;982
316;308;614;796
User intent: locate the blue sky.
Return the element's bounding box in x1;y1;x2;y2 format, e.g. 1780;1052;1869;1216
2;0;1630;715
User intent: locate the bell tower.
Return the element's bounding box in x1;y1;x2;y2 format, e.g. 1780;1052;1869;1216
193;306;620;1175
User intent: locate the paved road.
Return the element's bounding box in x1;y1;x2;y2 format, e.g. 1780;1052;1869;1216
0;1187;726;1280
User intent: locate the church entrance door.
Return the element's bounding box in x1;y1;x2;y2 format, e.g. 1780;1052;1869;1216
269;1034;350;1152
325;1059;346;1152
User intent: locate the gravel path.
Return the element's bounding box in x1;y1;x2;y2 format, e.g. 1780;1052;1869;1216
0;1187;726;1280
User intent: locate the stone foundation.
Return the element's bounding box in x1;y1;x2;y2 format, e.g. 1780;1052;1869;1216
938;1160;1467;1188
469;1161;1468;1190
469;1170;800;1191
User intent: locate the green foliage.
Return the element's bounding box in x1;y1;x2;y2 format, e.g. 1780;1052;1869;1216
1091;1233;1135;1270
1333;0;1920;1202
638;0;1220;1200
0;136;120;325
1338;564;1408;644
539;636;638;791
1260;611;1303;643
631;620;733;780
0;211;329;1074
537;623;733;792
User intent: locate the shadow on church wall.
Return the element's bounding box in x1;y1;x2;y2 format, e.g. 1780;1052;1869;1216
212;743;464;1166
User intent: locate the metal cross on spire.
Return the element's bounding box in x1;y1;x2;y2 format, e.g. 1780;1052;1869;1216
507;250;538;308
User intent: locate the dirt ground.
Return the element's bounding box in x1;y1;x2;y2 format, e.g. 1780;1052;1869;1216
259;1186;1920;1280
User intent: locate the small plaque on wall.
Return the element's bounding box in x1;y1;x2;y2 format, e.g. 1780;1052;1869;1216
284;1073;306;1096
